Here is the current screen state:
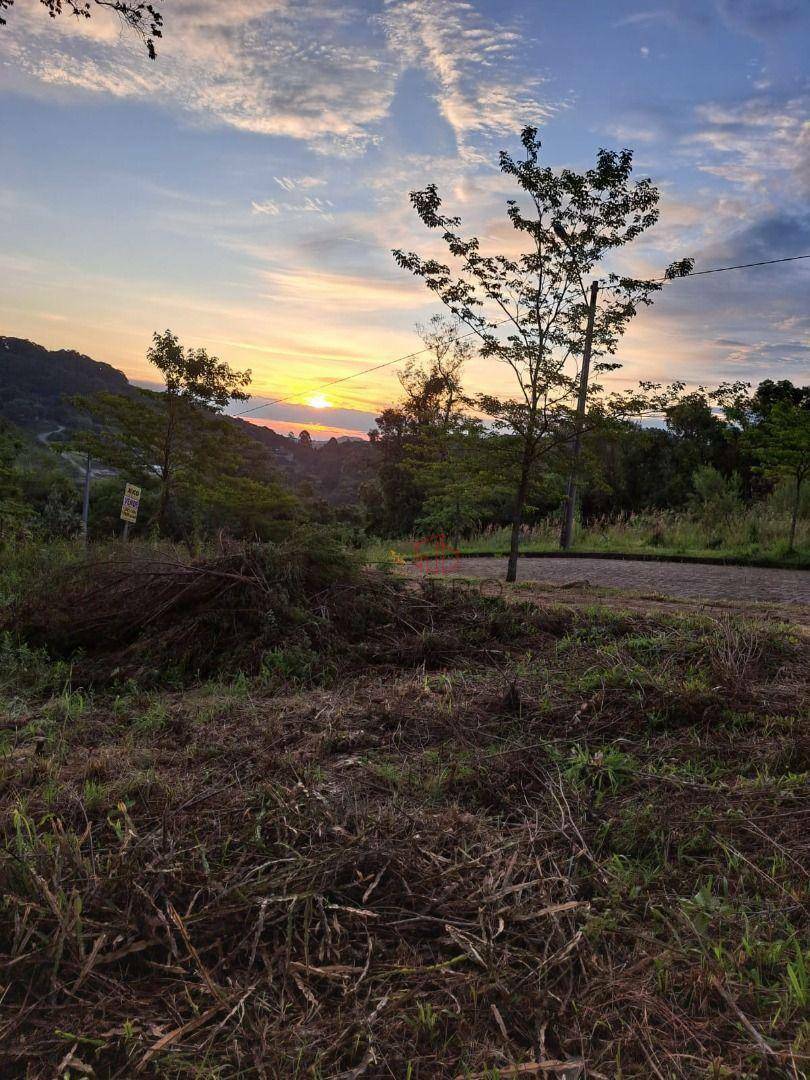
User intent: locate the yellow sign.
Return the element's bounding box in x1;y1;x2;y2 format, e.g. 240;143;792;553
120;483;142;524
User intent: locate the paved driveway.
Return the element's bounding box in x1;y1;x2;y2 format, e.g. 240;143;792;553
409;556;810;605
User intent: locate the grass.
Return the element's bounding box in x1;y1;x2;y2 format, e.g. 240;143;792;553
369;500;810;569
0;543;808;1077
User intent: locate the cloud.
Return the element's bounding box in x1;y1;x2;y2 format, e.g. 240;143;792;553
616;0;807;37
2;0;558;160
714;0;808;38
614;4;712;32
378;0;561;160
684;94;810;197
3;0;398;150
273;176;326;191
251;196;334;218
259;266;425;312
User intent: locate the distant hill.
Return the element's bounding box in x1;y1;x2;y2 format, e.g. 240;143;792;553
0;336;136;430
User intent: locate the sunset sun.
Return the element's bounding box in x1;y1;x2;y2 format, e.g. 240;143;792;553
306;393;332;409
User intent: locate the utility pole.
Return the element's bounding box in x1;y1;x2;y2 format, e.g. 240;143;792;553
560;278;599;550
81;452;91;545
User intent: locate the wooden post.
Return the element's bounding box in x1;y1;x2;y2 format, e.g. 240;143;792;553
81;452;91;544
560;279;599;550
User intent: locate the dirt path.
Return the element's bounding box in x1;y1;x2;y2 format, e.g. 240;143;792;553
403;557;810;617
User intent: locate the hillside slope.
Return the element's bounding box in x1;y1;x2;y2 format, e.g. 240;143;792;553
0;336;136;430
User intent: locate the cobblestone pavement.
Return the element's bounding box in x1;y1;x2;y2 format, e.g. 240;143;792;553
409;556;810;605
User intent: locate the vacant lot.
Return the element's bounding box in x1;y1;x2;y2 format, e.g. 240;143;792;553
1;547;808;1078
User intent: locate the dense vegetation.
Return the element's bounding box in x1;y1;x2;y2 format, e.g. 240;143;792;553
365;350;809;565
0;335;370;546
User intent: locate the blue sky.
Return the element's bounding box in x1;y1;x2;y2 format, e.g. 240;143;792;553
1;0;808;437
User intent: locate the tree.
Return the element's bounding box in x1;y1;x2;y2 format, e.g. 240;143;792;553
367;318;474;537
72;393;298;541
146;330;250;531
0;0;164;58
750;379;810;421
298;430;313;451
394;126;691;580
748;403;810;552
399;315;471;430
665;393;725;450
72;330;251;534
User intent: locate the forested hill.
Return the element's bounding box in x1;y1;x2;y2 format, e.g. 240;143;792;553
0;336;137;430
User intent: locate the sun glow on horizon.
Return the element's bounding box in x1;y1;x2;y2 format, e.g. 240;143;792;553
306;393;332;409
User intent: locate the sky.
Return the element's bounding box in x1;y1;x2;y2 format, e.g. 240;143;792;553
2;0;809;439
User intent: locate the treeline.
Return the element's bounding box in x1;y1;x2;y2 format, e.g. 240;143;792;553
361;319;809;552
2;325;807;556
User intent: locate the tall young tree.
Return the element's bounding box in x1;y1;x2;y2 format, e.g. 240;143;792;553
394;127;691;581
73;330;251;534
146;330;251;531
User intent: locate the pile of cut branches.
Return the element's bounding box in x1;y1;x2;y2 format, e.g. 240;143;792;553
3;537;549;683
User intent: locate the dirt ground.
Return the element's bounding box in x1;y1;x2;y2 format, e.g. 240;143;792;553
402;558;810;632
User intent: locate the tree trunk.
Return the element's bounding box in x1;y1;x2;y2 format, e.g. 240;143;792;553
506;443;533;583
789;474;801;553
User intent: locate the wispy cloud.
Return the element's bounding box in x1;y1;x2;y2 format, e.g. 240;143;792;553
251;196;334;218
379;0;560;159
259;266;425;311
2;0;556;159
3;0;397;150
615;0;807;36
273;176;326;191
687;95;810;194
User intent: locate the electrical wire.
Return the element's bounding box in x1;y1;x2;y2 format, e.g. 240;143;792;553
602;251;810;288
233;252;810;418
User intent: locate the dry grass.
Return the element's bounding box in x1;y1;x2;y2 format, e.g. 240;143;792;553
0;557;808;1078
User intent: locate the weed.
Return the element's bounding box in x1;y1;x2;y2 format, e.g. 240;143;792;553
132;699;168;736
82;778;108;812
565;743;636;794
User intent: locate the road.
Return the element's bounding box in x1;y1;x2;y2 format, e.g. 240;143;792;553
408;555;810;606
37;424;66;447
37;425;116;481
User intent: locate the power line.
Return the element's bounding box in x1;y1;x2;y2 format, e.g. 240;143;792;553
232;320;511;418
674;252;810;278
234;251;810;419
602;252;810;289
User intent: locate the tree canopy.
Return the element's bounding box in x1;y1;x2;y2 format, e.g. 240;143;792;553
0;0;164;58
